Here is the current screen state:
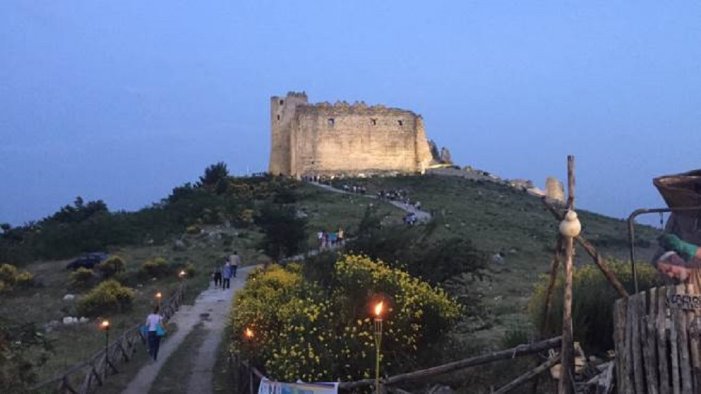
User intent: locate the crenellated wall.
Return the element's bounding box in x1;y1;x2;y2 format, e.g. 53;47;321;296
269;92;435;176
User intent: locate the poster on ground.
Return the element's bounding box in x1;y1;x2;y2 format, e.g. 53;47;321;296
258;377;339;394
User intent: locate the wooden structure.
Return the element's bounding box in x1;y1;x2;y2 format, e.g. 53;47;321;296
614;284;701;393
233;336;563;393
31;284;185;394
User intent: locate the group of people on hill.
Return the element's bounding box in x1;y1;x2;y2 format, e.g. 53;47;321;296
318;228;344;249
341;184;367;194
212;251;241;289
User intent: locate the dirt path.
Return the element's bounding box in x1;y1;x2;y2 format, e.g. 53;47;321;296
122;266;254;394
309;181;432;222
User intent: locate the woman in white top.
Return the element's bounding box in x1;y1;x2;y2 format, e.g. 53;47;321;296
145;305;164;361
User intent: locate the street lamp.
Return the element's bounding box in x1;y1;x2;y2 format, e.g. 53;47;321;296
373;301;384;394
100;319;110;367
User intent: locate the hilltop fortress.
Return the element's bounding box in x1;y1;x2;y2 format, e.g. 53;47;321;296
269;92;445;177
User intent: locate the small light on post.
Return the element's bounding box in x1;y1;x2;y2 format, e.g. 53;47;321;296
155;291;162;307
100;319;110;366
373;301;384;394
178;270;186;280
244;327;254;340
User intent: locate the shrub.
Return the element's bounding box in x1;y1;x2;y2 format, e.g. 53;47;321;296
77;279;135;316
0;263;34;291
529;259;663;353
141;257;170;278
186;225;201;235
174;262;197;278
97;256;125;278
230;255;462;382
70;267;95;288
0;264;18;286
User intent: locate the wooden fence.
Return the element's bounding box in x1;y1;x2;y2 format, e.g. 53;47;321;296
232;336;563;393
31;284;185;394
614;284;701;393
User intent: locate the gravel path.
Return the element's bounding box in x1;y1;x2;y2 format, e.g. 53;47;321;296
122;266;254;394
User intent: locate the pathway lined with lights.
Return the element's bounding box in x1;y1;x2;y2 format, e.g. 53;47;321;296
122;265;255;394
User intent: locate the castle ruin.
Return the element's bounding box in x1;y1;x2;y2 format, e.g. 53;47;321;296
269;92;441;177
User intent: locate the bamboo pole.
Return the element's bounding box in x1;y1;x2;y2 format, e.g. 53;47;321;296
559;155;575;394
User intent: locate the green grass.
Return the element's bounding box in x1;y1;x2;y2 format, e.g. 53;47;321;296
1;226;264;386
149;322;207;394
324;174;661;348
295;183;406;248
212;326;234;394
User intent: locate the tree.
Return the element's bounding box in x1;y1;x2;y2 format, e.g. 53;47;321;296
255;203;307;260
197;162;230;193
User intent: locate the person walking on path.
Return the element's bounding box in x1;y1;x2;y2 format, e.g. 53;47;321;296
229;251;241;278
212;265;222;288
222;261;232;289
145;306;164;361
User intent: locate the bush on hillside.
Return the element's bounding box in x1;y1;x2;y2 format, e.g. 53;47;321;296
97;256;126;278
230;255;462;382
348;210;487;284
175;262;197;278
529;259;663;353
77;279;135;317
0;318;52;392
0;263;34;292
70;267;96;289
141;257;169;278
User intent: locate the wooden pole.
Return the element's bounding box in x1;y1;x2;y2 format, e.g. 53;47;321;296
559;155;575;394
339;336;563;389
494;356;560;394
540;198;629;298
541;236;563;335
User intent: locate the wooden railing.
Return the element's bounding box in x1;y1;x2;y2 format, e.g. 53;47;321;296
31;284;185;394
232;336;563;393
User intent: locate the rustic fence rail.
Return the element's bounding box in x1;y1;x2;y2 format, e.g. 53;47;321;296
31;284;185;394
614;284;701;393
232;336;562;393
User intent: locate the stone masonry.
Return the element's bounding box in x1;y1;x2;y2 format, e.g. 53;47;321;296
269;92;436;177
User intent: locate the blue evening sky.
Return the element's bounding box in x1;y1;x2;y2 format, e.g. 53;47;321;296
1;1;700;226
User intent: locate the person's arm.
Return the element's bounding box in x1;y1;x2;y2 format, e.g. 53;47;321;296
660;234;701;260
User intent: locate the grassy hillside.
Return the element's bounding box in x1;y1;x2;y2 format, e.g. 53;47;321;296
1;170;662;391
326;174;660;345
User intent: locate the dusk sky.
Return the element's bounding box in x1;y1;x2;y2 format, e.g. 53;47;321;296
2;1;700;227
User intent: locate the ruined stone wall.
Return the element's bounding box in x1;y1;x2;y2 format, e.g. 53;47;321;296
269;93;434;176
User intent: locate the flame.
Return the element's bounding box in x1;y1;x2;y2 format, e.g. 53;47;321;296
101;320;110;329
179;270;186;277
156;292;162;299
374;301;384;317
245;328;254;338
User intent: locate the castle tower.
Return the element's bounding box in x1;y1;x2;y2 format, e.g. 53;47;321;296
269;92;308;175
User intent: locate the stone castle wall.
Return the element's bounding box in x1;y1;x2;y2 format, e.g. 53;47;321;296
269;92;434;176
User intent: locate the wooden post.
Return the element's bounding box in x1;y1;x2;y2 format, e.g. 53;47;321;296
559;155;575;394
541;236;563;335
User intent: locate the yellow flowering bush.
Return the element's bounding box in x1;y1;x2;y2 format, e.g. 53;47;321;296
230;255;462;381
0;263;34;292
529;258;663;352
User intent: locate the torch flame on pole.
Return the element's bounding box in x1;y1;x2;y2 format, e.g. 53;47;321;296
245;328;254;339
374;301;384;318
